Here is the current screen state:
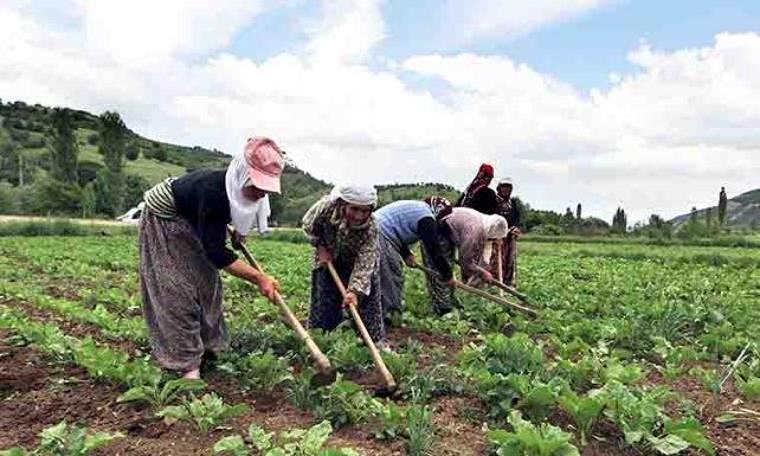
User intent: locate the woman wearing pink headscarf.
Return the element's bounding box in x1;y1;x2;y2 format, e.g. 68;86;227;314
139;137;284;379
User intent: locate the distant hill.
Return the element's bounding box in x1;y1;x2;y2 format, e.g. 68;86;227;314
0;100;230;185
670;189;760;230
0;99;464;225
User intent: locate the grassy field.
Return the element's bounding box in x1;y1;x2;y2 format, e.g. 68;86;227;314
0;236;757;455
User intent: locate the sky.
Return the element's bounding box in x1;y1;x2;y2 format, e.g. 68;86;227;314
1;0;759;224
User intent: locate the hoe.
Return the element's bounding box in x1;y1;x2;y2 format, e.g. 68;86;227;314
230;229;337;387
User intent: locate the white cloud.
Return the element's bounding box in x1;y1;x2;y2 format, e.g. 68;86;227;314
305;0;386;64
1;2;759;224
442;0;614;43
76;0;268;67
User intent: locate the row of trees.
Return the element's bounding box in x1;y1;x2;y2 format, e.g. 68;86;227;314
0;109;149;218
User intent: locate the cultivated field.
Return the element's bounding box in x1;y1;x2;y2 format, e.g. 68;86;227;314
0;236;758;455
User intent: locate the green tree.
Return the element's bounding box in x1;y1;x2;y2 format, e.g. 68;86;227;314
612;207;628;234
29;174;82;215
94;169;125;217
96;112;127;215
144;143;168;161
705;207;713;231
0;182;20;214
99;111;127;173
50;108;79;184
718;187;728;226
689;207;698;226
81;182;97;218
576;203;582;220
125;141;140;161
125;174;150;208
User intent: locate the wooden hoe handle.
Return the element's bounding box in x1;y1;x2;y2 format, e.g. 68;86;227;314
230;229;333;375
325;261;397;390
413;264;538;318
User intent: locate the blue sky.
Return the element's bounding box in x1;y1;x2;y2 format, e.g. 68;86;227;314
2;0;759;222
230;0;760;91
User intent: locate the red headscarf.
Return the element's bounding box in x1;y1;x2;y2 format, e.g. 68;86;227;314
458;163;494;207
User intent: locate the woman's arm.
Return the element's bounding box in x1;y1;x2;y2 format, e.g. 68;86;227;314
224;259;279;300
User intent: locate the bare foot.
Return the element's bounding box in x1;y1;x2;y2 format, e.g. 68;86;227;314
183;369;201;380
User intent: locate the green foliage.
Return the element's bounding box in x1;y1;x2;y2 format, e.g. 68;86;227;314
118;378;207;410
0;181;21;214
0;420;122;456
94;168;125;216
72;337;162;387
460;333;544;377
0;219;135;236
488;411;580;456
312;380;386;428
214;420;359;456
124;174;150;208
219;351;293;392
28;175;83;216
557;391;604;446
612;207;628;234
286;369;321;411
98;111;126;173
124;141;140;161
143;142;168;161
737;376;760;400
405;404;435;456
157;393;249;433
50;108;79;184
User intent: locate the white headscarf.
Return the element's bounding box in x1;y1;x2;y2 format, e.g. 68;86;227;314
225;154;259;235
497;177;514;186
330;184;378;207
482;214;508;239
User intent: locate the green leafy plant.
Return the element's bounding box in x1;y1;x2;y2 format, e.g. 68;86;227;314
0;420;122;456
460;333;544;378
313;380;385;428
737;376;760;400
157;393;249;433
220;351;293;392
557;390;604;446
406;404;435;456
487;410;580;456
117;378;206;410
214;420;359;456
286;369;321;411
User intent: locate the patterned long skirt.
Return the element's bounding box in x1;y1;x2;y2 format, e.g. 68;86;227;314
138;210;228;373
419;236;459;315
308;260;385;343
378;235;404;316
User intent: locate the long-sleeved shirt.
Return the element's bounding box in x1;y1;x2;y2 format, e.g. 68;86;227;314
442;207;487;276
170;170;237;269
302;196;379;296
496;196;521;229
375;201;452;280
459;187;498;215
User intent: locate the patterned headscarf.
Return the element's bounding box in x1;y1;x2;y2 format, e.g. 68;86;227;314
425;196;453;220
459;163;494;207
